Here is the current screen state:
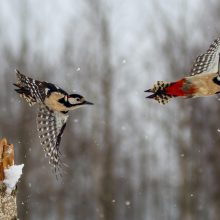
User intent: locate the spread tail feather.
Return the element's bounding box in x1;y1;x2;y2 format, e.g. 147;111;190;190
14;69;38;106
145;81;174;105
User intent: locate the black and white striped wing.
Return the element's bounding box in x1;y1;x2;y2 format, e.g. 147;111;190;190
14;69;44;105
190;38;220;76
37;104;69;171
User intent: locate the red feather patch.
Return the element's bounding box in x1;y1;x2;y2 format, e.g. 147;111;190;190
165;79;196;97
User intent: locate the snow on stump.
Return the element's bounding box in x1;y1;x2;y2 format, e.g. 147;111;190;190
0;138;24;220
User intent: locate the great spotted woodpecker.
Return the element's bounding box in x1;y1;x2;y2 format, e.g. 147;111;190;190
145;38;220;104
14;69;93;174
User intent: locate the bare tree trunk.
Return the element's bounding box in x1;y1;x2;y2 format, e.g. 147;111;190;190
16;1;31;219
99;9;115;220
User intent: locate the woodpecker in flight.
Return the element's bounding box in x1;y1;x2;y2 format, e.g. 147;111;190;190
145;38;220;104
14;70;93;174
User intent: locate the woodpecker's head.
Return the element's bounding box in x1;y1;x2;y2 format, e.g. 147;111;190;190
60;94;93;110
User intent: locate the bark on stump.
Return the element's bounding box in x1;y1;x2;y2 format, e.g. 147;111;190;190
0;138;17;220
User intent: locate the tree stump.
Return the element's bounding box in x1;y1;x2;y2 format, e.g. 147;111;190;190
0;138;17;220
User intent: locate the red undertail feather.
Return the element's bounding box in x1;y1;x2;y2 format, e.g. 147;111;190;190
165;79;188;96
145;78;197;104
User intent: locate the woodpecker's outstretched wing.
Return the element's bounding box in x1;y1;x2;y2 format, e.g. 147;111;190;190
190;38;220;76
36;104;69;172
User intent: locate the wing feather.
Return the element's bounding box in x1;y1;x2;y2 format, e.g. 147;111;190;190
190;38;220;76
36;104;69;173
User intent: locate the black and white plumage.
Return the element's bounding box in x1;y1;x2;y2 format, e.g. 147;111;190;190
37;104;68;170
190;38;220;76
14;69;93;174
146;37;220;104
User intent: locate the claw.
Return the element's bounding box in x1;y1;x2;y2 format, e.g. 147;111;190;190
146;94;155;99
144;89;153;93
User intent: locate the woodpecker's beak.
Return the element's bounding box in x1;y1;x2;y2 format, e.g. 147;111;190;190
84;100;94;105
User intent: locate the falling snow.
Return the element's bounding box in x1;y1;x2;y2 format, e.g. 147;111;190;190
125;201;131;206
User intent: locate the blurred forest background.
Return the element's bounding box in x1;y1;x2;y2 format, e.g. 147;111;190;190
1;0;220;219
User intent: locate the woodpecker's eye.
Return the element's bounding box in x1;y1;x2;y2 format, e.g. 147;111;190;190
68;94;83;104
